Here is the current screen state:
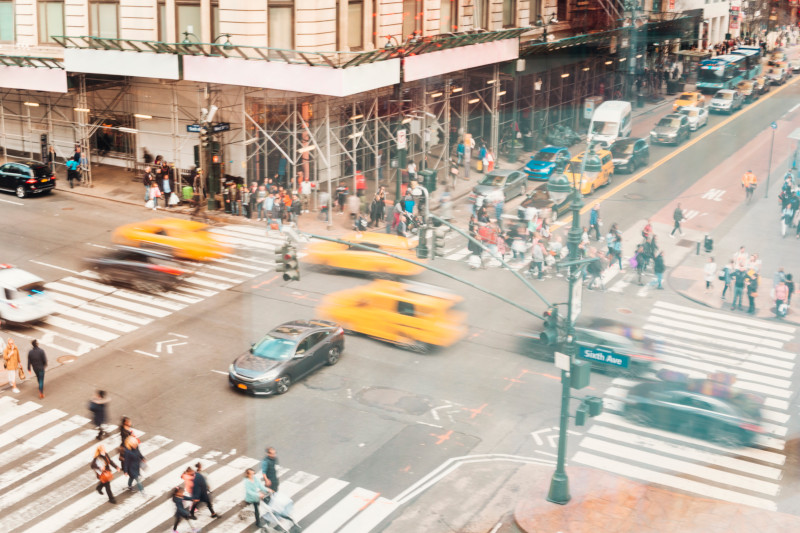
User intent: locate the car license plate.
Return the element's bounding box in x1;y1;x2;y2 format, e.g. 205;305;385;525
237;384;247;390
41;179;49;182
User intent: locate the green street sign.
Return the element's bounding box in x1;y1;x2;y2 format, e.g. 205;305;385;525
578;346;629;369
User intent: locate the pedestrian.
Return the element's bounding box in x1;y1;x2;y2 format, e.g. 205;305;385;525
369;193;382;227
589;204;601;240
407;160;417;182
91;444;119;504
746;269;759;314
190;462;218;518
3;338;22;393
355;169;366;197
244;468;270;528
27;339;47;398
670;203;685;237
172;486;199;533
775;280;789;318
786;273;795;306
247;182;258;219
159;165;176;208
123;436;146;495
653;251;665;289
300;178;312;213
703;256;717;293
261;447;280;493
182;466;195;497
230;183;241;216
731;268;746;310
528;240;546;280
586;254;606;291
89;390;109;440
336;184;348;213
118;416;134;470
634;244;647;285
291;194;302;225
720;260;733;300
66;158;80;188
263;192;275;227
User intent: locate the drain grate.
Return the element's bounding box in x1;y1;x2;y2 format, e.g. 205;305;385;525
676;239;695;248
624;193;644;200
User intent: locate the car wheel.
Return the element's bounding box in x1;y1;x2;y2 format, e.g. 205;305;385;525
405;340;430;354
325;345;341;366
15;186;26;199
625;407;654;427
709;425;743;447
275;375;292;394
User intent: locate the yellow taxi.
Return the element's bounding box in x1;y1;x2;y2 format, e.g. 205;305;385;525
565;149;614;196
673;91;704;111
112;218;230;261
304;232;424;276
316;280;467;353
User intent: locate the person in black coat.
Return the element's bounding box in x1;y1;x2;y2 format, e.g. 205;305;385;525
89;390;109;440
123;437;146;494
190;462;218;518
91;444;119;504
172;486;194;531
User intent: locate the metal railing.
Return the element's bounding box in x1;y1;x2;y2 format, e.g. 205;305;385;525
0;55;64;69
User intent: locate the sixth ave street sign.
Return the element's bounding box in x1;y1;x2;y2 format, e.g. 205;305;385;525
578;346;630;369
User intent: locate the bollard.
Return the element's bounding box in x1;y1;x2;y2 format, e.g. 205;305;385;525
696;242;700;255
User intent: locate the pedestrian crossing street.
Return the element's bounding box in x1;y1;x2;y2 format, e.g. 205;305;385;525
0;396;399;533
572;301;797;511
1;225;290;362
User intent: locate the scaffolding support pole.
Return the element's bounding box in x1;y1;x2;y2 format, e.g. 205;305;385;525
490;63;500;160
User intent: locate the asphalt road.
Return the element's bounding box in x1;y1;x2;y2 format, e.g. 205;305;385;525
1;70;800;531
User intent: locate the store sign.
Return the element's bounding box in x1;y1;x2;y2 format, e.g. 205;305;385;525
669;0;675;9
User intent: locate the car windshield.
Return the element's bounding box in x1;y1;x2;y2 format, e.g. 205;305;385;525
6;282;47;300
738;83;753;90
478;175;505;186
533;150;559;162
678;93;695;101
657;117;681;128
611;143;634;156
591;121;618;135
251;335;297;360
679;109;699;118
715;92;733;100
31;165;51;178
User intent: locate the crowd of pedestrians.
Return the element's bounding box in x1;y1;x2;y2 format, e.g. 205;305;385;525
2;337;47;397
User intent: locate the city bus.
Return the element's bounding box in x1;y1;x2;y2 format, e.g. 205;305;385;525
730;47;763;78
696;54;748;92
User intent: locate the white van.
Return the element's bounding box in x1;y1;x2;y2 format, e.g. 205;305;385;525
0;265;55;323
587;100;632;146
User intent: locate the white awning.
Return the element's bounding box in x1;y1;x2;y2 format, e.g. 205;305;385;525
403;39;519;82
64;49;181;79
0;66;68;93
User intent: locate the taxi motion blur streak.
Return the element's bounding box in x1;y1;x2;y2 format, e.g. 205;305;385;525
316;280;467;353
111;218;230;261
304;232;424;276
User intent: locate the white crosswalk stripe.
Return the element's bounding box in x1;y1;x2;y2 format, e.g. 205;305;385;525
0;399;402;532
572;301;797;512
0;224;288;365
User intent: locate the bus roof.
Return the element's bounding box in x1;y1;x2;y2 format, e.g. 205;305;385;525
731;48;760;57
715;54;745;62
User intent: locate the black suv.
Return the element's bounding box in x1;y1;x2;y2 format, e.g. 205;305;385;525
0;161;56;198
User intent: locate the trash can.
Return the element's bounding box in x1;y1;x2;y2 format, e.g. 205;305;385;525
523;134;535;152
419;169;437;193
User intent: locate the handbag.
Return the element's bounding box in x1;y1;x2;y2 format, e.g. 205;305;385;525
629;256;638;268
168;192;180;206
99;469;113;484
17;367;25;381
145;199;154;209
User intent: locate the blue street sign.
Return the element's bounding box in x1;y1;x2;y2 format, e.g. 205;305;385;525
771;122;777;130
578;346;630;369
212;122;230;133
187;124;202;133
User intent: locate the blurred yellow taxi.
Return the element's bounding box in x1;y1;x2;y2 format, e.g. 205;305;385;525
565;149;614;196
304;232;424;276
112;218;230;261
317;280;467;352
673;91;704;111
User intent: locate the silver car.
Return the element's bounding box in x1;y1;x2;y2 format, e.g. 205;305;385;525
677;106;708;131
710;90;743;114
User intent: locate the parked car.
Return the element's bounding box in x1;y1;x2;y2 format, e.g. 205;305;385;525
516;182;570;223
624;379;765;447
112;218;231;261
609;137;650;173
84;246;192;292
790;59;800;73
228;320;344;395
649;114;691;144
518;326;657;378
564;149;614;195
765;66;788;85
523;146;570;181
709;90;744;114
672;91;704;111
0;265;56;323
753;75;770;94
768;50;787;65
468;170;527;203
677;106;709;131
735;80;758;102
317;280;467;353
0;161;56;198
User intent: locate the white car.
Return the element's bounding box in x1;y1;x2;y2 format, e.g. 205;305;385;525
0;265;55;323
677;106;709;131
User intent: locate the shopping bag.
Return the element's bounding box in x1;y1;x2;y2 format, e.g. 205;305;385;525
145;199;154;209
168;192;180;206
476;160;483;172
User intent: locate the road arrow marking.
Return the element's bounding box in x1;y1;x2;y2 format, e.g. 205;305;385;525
166;342;187;354
531;428;551;446
429;402;454;421
701;188;726;202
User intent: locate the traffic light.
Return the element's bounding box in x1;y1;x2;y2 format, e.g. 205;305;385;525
282;246;300;281
274;244;289;274
431;222;446;258
575;396;603;426
199;127;209;146
540;306;560;346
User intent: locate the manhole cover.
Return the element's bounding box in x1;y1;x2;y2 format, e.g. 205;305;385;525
676;239;695;248
617;308;633;314
57;355;77;364
624;193;644;200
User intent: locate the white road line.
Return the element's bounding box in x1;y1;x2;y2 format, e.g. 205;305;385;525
444;248;470;261
193;269;248;283
29;326;98;357
60;276;116;294
0;398;40;427
661;344;794;376
592;413;785;464
654;301;796;333
29;261;81;274
43;316;120;343
647;315;787;349
587;425;782;479
280;470;321;497
651;307;795;342
608;279;629;293
79;302;153;325
96;295;171;317
0;409;64;449
572;452;776;511
0;415;87;470
213;258;272;272
304;487;378;533
653;353;792;389
185;276;234;290
154;290;203;304
338;497;399;533
51;303;139;333
644;324;795;361
652;333;795;371
45;281;105;301
133;350;159;358
112;289;187;311
293;478;350;521
204;264;257;277
49;292;87;307
651;362;792;401
21;440;199;533
0;197;24;205
174;285;218;297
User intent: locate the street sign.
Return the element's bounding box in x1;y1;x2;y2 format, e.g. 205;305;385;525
555;351;570;371
397;129;407;150
187;124;202;133
578;346;630;369
570;277;582;323
771;122;778;130
212;122;231;133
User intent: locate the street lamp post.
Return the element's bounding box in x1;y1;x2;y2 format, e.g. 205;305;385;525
765;121;777;198
545;146;602;504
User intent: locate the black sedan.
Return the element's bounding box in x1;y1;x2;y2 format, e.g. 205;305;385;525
609;138;650;174
85;246;192;291
0;161;56;198
624;380;765;447
229;320;344;396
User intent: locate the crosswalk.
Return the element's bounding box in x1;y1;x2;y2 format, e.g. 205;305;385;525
0;396;399;533
0;225;289;362
572;301;797;511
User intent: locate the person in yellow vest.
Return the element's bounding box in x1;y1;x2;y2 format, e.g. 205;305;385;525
742;170;757;202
